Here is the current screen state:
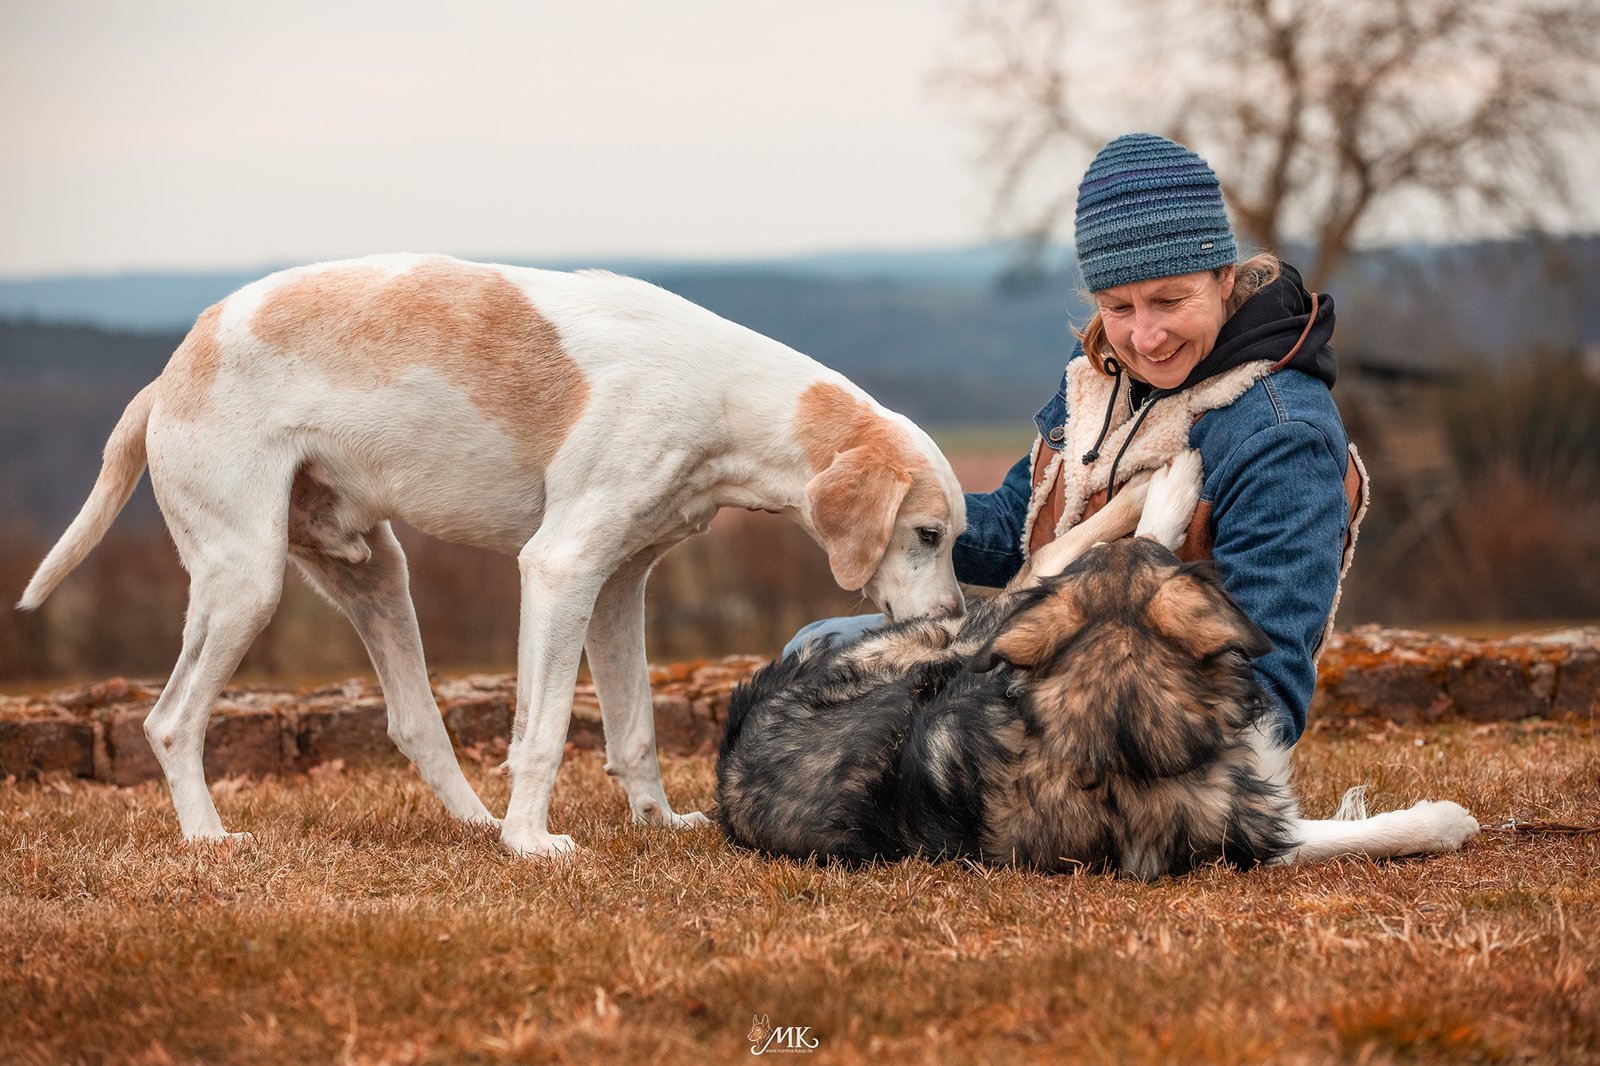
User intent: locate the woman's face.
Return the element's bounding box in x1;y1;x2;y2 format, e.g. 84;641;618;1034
1094;267;1236;390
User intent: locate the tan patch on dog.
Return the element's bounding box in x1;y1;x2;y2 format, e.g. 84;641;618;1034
793;382;948;519
795;382;894;470
160;303;225;421
247;259;588;469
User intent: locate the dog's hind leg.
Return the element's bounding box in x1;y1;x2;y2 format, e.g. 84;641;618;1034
290;523;496;827
142;472;289;842
586;548;710;830
1283;801;1480;864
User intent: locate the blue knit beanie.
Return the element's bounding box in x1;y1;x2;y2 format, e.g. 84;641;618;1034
1074;133;1237;292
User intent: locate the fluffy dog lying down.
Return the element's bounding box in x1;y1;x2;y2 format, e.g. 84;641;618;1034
717;454;1479;878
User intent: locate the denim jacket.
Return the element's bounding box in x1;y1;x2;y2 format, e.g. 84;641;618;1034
955;353;1354;744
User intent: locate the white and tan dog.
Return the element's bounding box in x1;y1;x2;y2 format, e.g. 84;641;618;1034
19;254;966;857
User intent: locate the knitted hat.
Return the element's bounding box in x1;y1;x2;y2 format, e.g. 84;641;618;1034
1074;133;1237;292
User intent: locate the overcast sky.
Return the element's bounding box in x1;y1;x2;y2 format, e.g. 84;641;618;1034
1;1;989;278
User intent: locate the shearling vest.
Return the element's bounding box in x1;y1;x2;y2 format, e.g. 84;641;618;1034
1021;357;1368;657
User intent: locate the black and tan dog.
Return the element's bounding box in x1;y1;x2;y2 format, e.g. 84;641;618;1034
717;454;1478;878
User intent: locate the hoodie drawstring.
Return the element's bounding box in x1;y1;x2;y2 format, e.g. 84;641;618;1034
1079;358;1122;465
1104;390;1168;502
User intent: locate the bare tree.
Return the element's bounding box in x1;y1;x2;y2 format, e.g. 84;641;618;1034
939;0;1600;289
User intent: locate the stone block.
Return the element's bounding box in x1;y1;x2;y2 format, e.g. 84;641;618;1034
296;703;392;767
0;716;95;779
204;710;286;778
1313;655;1448;723
1447;656;1546;722
108;709;163;786
653;693;719;755
1554;650;1599;719
108;707;286;784
444;694;510;750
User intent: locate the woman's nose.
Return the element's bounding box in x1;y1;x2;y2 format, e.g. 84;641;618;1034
1130;311;1166;354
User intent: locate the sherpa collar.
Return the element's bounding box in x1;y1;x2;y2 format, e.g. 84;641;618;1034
1020;357;1276;556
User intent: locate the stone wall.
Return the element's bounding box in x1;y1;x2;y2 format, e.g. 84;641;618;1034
1;628;1594;782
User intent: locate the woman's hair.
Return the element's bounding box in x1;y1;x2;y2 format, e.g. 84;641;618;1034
1074;252;1282;374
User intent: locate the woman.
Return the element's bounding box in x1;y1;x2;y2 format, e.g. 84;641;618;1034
791;132;1364;744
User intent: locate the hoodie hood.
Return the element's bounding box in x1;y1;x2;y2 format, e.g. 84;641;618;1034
1177;261;1337;391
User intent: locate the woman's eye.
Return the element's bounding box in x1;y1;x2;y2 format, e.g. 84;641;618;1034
917;527;942;547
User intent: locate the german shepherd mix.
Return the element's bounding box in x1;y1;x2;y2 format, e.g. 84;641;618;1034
717;454;1479;878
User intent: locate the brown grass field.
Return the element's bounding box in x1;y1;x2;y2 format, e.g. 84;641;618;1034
3;718;1598;1064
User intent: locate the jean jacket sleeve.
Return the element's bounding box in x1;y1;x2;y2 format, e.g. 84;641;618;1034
953;363;1074;588
1206;420;1348;744
953;452;1035;588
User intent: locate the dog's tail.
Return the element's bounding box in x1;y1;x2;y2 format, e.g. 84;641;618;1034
18;381;159;610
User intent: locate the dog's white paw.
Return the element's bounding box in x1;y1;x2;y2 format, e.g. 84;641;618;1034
664;810;712;830
631;799;712;830
188;829;254;847
1409;800;1480;851
501;825;582;860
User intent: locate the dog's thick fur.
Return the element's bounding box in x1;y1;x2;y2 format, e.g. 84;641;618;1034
18;255;967;857
717;455;1479;878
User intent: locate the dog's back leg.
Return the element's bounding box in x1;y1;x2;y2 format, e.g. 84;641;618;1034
586;548;709;830
142;456;291;841
1284;801;1479;864
290;522;496;827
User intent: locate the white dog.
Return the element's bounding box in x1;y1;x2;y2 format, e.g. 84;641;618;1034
19;254;967;857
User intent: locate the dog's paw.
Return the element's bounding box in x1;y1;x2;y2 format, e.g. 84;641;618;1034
501;825;582;860
188;829;255;847
1409;800;1480;851
631;799;712;830
663;810;712;830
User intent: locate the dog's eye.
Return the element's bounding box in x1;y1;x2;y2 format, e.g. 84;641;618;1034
917;527;942;547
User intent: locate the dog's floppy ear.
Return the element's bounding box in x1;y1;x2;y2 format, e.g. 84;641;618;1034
1144;565;1272;659
968;579;1088;672
805;446;913;591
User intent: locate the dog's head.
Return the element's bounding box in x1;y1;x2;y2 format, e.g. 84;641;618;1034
969;537;1270;787
799;391;965;622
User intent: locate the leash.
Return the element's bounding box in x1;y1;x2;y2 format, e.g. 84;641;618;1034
1482;818;1600;836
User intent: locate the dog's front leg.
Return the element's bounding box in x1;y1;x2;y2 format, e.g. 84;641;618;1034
587;550;711;830
500;543;607;859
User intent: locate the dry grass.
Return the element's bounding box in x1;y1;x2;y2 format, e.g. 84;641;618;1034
2;720;1598;1064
